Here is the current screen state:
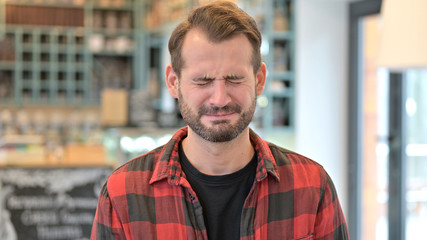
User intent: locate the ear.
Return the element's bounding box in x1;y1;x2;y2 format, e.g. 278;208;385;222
165;64;179;99
255;62;267;96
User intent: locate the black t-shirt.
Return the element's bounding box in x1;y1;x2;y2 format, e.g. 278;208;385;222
179;142;257;240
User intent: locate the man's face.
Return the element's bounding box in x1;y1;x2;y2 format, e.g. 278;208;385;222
175;28;265;142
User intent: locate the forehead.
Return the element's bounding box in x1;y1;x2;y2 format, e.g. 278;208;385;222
180;28;253;70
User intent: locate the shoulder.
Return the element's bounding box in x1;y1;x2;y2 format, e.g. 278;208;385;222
114;145;164;174
267;142;329;186
104;145;165;196
267;142;321;167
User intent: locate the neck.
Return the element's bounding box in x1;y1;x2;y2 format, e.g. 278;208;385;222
182;127;254;176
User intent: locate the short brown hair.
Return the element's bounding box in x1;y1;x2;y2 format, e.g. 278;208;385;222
168;1;262;78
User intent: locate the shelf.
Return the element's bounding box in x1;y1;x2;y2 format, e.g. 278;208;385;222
270;71;294;80
91;28;134;36
92;3;134;10
1;0;295;131
4;0;84;9
0;61;15;70
6;26;85;34
0;101;99;108
92;51;134;57
260;0;294;130
16;63;86;72
0;134;44;146
1;0;141;106
141;0;296;131
21;44;86;52
271;90;294;98
271;31;294;40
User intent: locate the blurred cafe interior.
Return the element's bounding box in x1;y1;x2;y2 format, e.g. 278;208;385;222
0;0;426;239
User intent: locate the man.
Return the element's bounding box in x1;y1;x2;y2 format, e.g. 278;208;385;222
91;1;349;239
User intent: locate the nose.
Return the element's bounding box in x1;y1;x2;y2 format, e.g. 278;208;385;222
208;80;231;108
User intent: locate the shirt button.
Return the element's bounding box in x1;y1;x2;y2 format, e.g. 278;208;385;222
189;194;195;201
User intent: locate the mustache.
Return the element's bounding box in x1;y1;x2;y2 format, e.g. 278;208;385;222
198;104;242;115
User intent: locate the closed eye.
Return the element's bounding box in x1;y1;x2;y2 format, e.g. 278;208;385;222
192;75;245;86
224;75;245;84
193;76;215;86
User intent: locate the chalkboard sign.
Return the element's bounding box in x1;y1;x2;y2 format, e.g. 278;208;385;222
0;167;112;240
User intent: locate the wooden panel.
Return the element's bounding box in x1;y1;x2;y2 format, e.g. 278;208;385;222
6;5;84;27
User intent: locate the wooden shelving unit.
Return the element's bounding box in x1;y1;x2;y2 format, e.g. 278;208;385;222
248;0;295;131
0;0;145;106
0;0;295;130
141;0;296;131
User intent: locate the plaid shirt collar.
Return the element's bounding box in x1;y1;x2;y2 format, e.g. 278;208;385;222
149;126;280;186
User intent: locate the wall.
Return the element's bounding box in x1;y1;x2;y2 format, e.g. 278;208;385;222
295;0;350;216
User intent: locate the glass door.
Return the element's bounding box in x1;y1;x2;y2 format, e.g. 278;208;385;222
360;14;389;240
405;70;427;239
350;1;427;239
348;2;383;239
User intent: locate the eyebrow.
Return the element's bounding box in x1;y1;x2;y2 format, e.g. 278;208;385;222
192;75;215;81
192;74;244;81
223;75;244;80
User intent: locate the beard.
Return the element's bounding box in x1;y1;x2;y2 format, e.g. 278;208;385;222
178;89;256;143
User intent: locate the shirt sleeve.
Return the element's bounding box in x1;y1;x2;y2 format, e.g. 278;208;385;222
314;171;349;239
90;182;126;240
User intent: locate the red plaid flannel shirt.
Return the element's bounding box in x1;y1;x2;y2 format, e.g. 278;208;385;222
91;127;348;239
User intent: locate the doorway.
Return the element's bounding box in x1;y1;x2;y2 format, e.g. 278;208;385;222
349;1;427;240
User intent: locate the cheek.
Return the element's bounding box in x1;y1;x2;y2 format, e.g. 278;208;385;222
233;85;257;101
180;86;206;106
